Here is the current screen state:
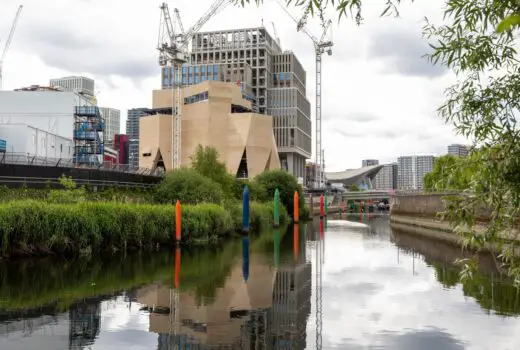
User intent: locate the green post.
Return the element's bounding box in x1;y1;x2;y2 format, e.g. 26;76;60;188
274;188;280;228
324;192;328;215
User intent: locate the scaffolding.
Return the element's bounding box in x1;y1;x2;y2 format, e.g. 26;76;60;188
73;106;104;166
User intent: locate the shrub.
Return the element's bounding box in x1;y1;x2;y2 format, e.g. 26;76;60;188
190;144;235;198
252;169;305;219
154;168;223;204
231;178;268;202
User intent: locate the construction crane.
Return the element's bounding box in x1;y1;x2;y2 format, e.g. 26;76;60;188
157;0;230;170
0;5;23;91
275;0;333;189
271;21;281;45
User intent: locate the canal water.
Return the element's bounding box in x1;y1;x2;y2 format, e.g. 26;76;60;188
1;215;519;349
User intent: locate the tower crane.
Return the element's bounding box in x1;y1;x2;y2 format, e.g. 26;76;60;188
0;5;23;91
157;0;230;170
275;0;332;188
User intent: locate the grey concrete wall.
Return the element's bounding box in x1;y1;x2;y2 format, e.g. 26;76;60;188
391;193;492;222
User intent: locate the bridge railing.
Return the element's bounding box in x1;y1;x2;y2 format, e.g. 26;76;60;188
0;176;156;189
0;152;163;177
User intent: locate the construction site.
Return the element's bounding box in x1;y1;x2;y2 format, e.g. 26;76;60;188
153;0;333;185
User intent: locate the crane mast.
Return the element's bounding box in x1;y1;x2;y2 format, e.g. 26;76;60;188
275;0;333;188
0;5;23;91
157;1;229;170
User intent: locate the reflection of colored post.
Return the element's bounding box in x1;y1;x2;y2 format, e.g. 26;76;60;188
293;191;299;224
175;200;181;242
174;246;181;289
242;185;250;234
274;188;280;228
293;224;299;262
324;192;328;216
242;235;249;281
325;216;328;230
274;229;280;269
320;218;324;239
319;194;324;218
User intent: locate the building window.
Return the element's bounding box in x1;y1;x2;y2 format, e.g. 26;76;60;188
213;65;218;73
182;66;187;74
202;65;206;73
184;91;209;104
188;66;193;74
195;66;199;73
195;76;200;83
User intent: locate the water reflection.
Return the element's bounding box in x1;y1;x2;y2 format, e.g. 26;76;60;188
1;217;520;349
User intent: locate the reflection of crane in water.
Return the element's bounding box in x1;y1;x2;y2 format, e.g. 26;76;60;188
306;219;324;350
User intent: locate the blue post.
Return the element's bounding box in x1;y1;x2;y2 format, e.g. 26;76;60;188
242;235;250;282
242;185;250;234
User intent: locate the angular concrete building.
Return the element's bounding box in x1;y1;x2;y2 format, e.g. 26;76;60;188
139;81;280;177
161;26;312;180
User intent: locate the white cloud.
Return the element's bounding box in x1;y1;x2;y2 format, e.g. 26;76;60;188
0;0;468;170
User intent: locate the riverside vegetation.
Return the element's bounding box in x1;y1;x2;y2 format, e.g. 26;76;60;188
0;145;307;258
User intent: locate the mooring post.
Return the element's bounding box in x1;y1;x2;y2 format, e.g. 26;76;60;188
324;192;328;216
274;188;280;228
175;200;181;242
293;191;299;224
242;185;250;234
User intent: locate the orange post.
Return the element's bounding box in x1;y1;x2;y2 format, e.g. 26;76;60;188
175;200;181;241
293;191;299;223
174;246;181;289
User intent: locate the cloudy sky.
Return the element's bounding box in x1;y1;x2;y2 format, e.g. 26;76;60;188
0;0;468;171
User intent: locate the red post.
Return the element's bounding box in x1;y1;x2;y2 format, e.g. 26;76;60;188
175;200;181;241
319;194;324;218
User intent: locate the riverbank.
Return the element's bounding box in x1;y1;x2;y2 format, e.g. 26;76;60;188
0;199;287;258
390;192;520;251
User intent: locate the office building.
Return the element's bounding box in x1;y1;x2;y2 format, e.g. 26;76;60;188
49;76;95;98
139;80;280;177
175;26;312;179
98;107;120;147
447;143;470;157
397;155;435;190
373;163;398;190
362;159;379;167
126;108;148;168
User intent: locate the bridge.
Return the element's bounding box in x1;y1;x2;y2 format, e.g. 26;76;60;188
341;190;394;201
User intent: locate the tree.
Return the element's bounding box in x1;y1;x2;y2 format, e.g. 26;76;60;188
348;184;360;192
423;154;474;191
154;168;223;205
190;145;234;198
252;169;305;219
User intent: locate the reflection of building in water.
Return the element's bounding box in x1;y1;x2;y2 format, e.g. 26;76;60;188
270;234;312;350
137;254;274;348
68;298;102;349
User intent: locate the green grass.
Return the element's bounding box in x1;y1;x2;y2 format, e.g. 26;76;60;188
0;200;287;257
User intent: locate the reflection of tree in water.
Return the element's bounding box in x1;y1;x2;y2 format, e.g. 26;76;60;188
68;298;101;349
430;260;520;317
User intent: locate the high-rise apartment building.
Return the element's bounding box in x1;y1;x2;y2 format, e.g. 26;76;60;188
49;76;95;98
397;155;435;190
160;26;312;179
98;107;120;147
374;163;398;190
362;159;379;167
447;143;470;157
126;108;148;168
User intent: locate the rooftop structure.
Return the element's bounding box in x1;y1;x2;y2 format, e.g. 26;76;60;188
326;164;384;188
49;76;95;98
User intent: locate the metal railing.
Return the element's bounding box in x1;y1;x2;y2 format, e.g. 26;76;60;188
0;176;157;189
0;152;164;177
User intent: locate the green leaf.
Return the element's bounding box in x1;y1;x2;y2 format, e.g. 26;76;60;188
496;14;520;33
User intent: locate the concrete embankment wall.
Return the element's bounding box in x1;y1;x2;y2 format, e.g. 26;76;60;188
389;193;520;251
